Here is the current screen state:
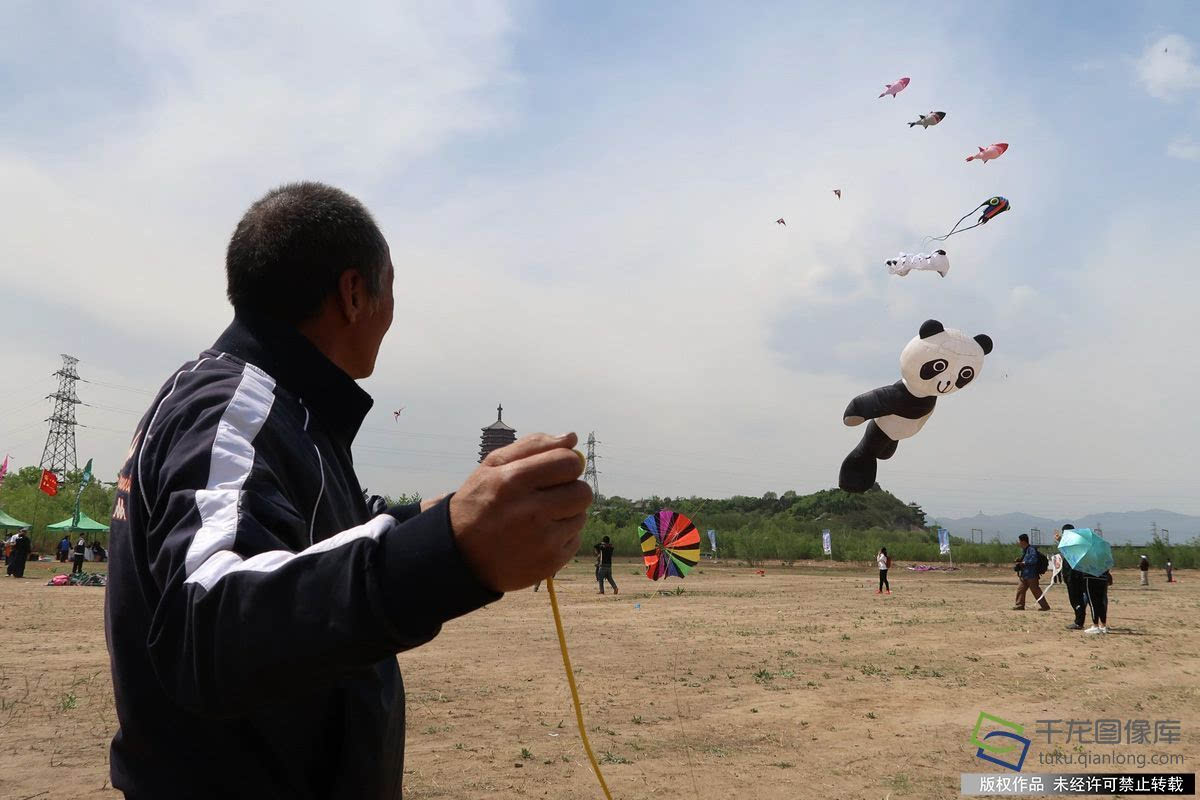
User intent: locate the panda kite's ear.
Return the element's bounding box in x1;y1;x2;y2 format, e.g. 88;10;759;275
919;319;944;339
974;334;994;355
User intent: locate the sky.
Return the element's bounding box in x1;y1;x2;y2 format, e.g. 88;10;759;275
2;1;1199;520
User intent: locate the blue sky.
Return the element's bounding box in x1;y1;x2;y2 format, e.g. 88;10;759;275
2;1;1199;518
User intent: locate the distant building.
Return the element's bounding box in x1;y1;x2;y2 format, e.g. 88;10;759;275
479;404;516;462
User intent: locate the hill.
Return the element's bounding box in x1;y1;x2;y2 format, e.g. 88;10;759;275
934;509;1200;545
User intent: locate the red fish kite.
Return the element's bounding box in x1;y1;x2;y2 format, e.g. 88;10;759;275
966;142;1008;163
879;77;910;99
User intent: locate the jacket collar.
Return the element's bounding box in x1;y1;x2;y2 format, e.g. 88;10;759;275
210;313;374;445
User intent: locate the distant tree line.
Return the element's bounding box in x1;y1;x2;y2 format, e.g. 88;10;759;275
576;486;1200;569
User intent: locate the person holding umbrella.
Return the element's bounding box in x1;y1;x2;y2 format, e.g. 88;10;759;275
1058;527;1115;636
1057;525;1088;630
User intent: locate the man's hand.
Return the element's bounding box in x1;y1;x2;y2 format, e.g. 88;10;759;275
450;433;593;592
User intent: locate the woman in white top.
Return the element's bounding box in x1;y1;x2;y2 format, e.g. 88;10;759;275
876;547;891;594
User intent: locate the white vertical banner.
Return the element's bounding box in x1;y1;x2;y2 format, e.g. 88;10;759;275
938;528;951;556
707;529;717;552
822;529;832;556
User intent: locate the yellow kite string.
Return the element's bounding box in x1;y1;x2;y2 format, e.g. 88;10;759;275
546;577;613;800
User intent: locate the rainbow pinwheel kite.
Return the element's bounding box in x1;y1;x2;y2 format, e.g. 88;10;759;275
638;509;701;580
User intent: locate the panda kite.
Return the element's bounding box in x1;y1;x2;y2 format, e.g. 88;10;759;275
838;319;993;493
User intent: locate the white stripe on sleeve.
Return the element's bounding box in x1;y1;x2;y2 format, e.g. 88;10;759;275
184;364;276;577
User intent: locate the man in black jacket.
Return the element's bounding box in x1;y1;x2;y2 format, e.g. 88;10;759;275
104;182;592;799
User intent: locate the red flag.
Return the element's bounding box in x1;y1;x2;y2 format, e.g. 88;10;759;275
39;469;59;496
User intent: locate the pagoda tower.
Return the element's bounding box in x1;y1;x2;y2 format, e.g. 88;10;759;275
478;404;516;462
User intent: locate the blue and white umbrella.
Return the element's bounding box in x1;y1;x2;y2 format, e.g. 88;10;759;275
1058;528;1114;577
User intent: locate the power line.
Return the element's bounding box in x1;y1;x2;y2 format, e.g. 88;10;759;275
79;378;154;396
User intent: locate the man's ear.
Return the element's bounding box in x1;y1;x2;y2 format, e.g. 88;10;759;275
336;268;368;323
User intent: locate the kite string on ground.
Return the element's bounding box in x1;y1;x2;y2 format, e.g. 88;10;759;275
546;578;614;800
671;647;703;800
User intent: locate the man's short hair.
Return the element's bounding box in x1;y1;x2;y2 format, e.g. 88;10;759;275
226;182;389;323
1062;524;1074;531
1018;533;1029;542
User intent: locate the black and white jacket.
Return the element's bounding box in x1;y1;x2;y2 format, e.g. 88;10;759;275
105;314;500;799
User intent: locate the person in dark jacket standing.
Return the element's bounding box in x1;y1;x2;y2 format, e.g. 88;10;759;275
1011;533;1050;611
595;536;617;594
1139;555;1150;587
1057;525;1088;630
72;535;86;575
104;182;593;799
6;530;31;577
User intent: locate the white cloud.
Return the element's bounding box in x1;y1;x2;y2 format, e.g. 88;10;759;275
1167;136;1200;161
1135;34;1200;99
0;1;519;352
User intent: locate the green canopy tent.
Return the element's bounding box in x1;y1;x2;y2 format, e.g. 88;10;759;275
47;512;110;534
0;508;32;530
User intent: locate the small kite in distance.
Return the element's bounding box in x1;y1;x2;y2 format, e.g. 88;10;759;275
966;142;1008;163
879;77;910;98
908;111;946;129
393;407;405;421
776;218;786;226
833;189;842;199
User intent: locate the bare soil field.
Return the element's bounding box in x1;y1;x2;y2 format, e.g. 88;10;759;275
1;558;1197;799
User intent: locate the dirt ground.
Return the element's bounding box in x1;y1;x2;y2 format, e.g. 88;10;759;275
0;558;1196;800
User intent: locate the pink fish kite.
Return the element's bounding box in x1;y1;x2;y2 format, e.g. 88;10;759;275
878;77;910;99
966;142;1008;163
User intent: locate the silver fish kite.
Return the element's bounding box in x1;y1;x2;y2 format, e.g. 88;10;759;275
908;111;946;129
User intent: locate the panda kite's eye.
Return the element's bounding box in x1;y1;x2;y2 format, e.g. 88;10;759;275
960;368;973;380
919;358;949;379
955;366;976;388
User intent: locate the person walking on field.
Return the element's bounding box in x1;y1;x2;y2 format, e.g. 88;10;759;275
595;536;618;594
1057;525;1087;630
103;182;593;799
1165;560;1174;583
1012;533;1050;611
876;547;891;594
1139;555;1150;587
58;535;70;563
